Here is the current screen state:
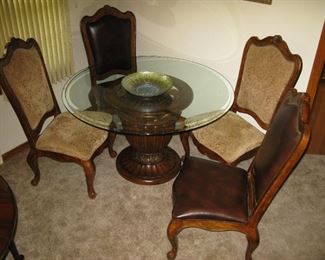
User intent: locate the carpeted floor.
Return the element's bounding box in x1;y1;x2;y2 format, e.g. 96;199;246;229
1;136;325;260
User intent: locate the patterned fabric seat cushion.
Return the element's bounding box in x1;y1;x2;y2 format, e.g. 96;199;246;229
193;111;264;164
36;112;108;160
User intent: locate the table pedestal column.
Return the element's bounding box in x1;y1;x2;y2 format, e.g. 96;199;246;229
116;134;181;184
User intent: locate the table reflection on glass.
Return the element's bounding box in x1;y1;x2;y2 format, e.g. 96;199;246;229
62;56;233;184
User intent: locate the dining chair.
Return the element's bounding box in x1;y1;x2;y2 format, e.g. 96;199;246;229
0;38;116;199
167;89;311;259
181;35;302;165
80;4;137;150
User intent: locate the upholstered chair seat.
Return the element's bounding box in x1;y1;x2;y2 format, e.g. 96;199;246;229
192;111;264;164
36;112;108;160
172;156;248;223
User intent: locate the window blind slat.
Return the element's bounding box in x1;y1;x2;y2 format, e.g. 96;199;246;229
46;0;58;81
17;0;29;39
0;0;72;84
60;0;71;76
12;0;23;37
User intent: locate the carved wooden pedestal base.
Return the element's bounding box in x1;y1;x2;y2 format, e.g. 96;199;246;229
116;135;181;184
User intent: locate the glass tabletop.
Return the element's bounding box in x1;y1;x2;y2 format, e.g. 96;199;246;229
62;56;234;135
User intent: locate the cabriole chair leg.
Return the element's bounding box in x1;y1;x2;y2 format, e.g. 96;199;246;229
82;160;97;199
27;150;40;186
245;229;260;260
179;132;190;159
108;132;117;158
167;219;184;260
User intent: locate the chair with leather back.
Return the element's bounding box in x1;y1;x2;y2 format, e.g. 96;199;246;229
167;89;311;259
80;5;137;150
80;5;137;87
181;35;302;166
0;38;116;199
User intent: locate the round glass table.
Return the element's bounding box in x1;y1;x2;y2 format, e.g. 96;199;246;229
62;56;233;184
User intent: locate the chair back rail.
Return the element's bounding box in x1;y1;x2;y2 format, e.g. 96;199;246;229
233;35;302;129
0;38;60;146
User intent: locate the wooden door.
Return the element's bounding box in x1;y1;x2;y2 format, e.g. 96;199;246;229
307;22;325;154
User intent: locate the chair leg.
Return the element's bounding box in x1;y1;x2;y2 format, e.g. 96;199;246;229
245;229;260;260
27;150;40;186
81;160;97;199
9;240;24;260
108;132;117;158
167;219;184;260
179;132;190;158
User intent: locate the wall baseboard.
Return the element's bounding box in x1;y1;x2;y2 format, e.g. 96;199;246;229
2;142;29;162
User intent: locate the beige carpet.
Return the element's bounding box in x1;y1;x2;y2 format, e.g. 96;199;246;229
1;136;325;260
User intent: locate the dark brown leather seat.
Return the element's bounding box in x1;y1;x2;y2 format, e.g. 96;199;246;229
167;89;311;260
172;158;248;223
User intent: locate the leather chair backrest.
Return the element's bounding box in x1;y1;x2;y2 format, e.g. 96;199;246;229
80;5;137;83
87;16;133;75
251;90;310;213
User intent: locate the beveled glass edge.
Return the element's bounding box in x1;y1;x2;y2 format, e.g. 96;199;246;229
97;74;124;84
62;56;235;133
183;110;226;129
137;55;234;90
62;67;89;112
136;56;235;131
61;68;110;129
137;55;234;108
74;110;113;129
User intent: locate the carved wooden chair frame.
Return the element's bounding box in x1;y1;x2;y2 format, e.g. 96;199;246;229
0;38;116;199
181;35;303;166
169;90;311;259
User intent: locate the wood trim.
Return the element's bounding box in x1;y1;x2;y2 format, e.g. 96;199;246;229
307;79;325;154
306;21;325;108
245;0;272;4
2;142;29;162
306;21;325;154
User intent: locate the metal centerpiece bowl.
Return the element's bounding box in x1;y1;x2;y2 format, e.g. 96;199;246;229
121;71;173;97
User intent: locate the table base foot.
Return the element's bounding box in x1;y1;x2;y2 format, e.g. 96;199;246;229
116;146;181;185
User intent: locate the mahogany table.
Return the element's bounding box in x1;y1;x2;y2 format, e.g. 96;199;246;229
62;56;233;185
0;175;24;259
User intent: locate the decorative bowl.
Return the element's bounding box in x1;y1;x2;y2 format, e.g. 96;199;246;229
121;71;173;97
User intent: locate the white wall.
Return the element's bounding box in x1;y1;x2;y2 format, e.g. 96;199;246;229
0;0;324;157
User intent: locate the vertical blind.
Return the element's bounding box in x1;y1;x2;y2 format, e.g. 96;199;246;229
0;0;73;84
